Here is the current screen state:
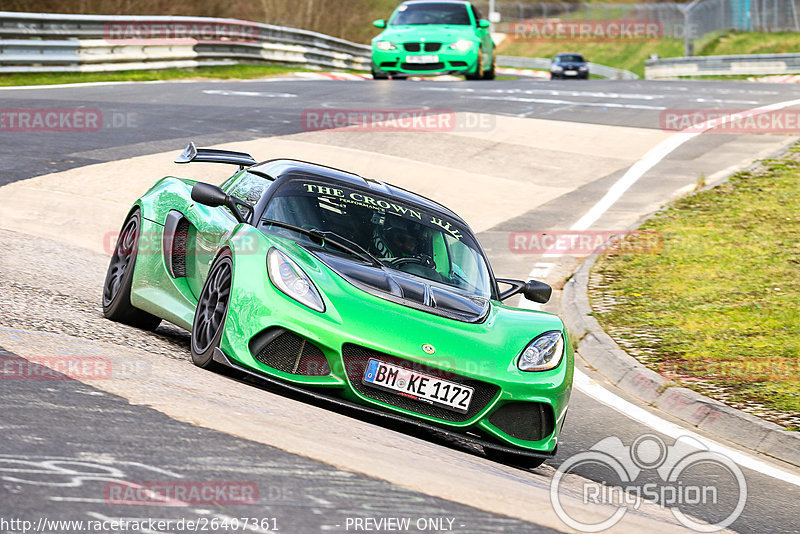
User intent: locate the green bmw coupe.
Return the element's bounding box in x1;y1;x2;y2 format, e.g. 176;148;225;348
102;143;572;467
371;0;496;80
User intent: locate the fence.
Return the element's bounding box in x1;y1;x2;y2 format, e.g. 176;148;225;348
479;0;800;56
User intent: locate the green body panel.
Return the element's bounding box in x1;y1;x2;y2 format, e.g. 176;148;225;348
126;172;572;453
372;4;494;76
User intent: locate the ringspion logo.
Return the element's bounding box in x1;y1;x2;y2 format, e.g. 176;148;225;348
551;434;746;532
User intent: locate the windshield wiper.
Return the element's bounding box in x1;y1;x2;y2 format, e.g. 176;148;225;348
260;218;383;267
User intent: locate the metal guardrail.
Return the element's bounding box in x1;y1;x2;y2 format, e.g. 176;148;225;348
0;11;371;73
645;52;800;78
498;55;638;80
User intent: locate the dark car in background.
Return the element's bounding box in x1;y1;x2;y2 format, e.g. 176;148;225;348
550;53;589;79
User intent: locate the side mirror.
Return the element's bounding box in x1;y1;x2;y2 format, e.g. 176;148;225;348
478;19;491;28
521;280;552;303
373;19;387;28
191;182;252;224
497;278;552;304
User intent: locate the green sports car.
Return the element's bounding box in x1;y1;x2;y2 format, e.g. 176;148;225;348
371;0;496;80
102;143;572;466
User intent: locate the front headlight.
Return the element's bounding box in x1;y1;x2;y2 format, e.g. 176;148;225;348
551;65;563;72
579;65;588;71
517;331;564;371
267;248;325;312
375;41;397;51
448;39;473;51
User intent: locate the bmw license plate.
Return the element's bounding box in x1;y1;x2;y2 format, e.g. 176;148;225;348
405;54;439;64
362;358;473;413
565;70;577;76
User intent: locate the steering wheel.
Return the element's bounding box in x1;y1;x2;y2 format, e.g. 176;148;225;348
384;254;436;270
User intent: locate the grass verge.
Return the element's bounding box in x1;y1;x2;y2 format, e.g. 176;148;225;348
0;63;306;87
589;145;800;428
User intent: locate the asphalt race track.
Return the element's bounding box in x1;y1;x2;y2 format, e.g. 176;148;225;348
1;76;800;533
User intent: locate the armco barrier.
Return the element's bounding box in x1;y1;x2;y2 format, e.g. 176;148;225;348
0;11;371;73
646;52;800;78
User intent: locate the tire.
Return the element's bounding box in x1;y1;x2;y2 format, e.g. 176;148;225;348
465;49;483;80
483;50;496;80
485;447;546;469
371;63;388;80
190;249;233;370
102;208;161;330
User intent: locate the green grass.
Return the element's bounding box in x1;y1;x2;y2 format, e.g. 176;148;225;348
0;63;305;87
498;31;800;78
699;31;800;56
590;146;800;426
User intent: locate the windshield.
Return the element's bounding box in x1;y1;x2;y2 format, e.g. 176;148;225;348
557;54;585;63
259;179;493;298
390;2;472;25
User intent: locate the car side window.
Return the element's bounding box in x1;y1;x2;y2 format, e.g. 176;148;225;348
471;5;482;25
229;172;271;204
222;172;272;220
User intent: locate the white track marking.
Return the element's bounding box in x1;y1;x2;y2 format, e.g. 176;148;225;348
202;89;296;98
570;97;800;231
469;95;667;111
575;370;800;487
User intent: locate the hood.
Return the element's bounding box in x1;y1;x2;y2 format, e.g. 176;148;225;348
376;25;476;44
313;251;490;323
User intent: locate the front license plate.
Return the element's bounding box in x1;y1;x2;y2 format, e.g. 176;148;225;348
362;358;473;414
565;70;577;76
405;54;439;64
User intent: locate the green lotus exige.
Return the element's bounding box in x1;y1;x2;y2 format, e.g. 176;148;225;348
103;143;572;467
371;0;496;80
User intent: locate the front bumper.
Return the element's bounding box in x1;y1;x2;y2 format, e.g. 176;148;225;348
372;47;478;75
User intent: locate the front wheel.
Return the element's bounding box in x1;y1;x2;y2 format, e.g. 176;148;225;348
483;51;496;80
191;250;233;370
102;208;161;330
465;49;484;80
371;63;388;80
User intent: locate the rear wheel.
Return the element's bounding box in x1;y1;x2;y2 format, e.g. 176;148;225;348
191;250;233;370
485;447;546;469
102;209;161;330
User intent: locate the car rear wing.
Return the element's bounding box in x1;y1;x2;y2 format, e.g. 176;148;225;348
175;142;257;168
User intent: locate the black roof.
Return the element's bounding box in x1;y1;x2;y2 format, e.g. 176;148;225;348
250;158;468;226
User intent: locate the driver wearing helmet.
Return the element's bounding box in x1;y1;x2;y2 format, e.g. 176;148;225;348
373;218;420;259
